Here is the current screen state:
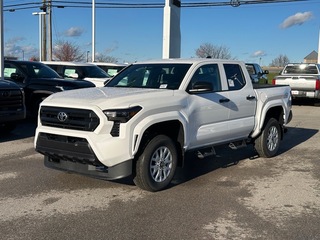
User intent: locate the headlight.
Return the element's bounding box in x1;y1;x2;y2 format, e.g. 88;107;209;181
103;106;142;123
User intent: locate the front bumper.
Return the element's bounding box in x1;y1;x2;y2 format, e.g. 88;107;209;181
36;132;133;180
44;156;132;180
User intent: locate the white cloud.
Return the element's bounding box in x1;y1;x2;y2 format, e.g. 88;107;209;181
4;37;37;59
251;50;266;57
63;27;84;37
280;12;313;29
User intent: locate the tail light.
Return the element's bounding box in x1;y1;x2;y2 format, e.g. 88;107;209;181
272;79;276;85
316;79;320;90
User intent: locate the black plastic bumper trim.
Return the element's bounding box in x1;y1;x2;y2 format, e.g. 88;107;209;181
44;156;133;180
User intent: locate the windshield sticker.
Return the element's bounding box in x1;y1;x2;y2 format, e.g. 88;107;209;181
160;84;168;89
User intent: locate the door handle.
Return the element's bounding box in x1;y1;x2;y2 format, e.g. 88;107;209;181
219;98;230;103
246;95;256;100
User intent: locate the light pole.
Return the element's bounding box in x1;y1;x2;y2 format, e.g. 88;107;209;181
32;12;46;61
1;0;4;80
86;51;90;62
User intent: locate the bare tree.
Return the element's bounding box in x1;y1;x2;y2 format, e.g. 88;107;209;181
53;40;85;61
270;54;290;67
195;42;232;59
29;56;39;61
95;54;118;63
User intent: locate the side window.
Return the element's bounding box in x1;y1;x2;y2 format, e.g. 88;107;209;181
4;64;18;78
64;67;78;79
188;64;221;92
3;63;24;80
245;64;255;75
223;64;245;91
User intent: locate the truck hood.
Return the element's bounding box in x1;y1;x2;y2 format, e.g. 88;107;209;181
0;79;20;89
31;77;95;88
43;87;174;109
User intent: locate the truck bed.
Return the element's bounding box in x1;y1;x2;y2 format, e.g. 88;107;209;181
252;84;288;89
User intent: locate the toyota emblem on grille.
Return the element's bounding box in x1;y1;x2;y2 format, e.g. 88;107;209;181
1;91;11;98
57;112;68;122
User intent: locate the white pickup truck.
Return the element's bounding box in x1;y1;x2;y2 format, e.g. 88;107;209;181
273;63;320;100
35;59;292;191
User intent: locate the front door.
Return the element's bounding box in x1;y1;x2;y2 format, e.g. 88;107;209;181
186;64;231;149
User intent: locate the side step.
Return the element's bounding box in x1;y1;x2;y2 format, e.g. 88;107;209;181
229;140;247;150
197;147;216;159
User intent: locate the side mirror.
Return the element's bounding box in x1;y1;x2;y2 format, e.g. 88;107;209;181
10;73;24;81
263;70;269;74
189;81;213;93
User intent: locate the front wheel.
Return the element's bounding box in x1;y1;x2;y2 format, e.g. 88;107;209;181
133;135;178;192
254;118;281;158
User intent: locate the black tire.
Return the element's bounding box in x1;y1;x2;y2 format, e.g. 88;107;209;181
133;135;178;192
254;118;281;158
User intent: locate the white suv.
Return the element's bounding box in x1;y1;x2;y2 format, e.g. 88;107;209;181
42;61;111;87
92;62;128;77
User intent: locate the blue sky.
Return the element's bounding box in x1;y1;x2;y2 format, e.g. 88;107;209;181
2;0;320;65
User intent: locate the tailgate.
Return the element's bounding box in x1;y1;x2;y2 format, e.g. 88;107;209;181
274;76;318;91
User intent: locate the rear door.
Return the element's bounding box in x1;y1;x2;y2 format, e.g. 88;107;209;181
221;63;256;140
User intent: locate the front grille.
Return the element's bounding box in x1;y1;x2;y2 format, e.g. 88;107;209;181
40;106;100;131
0;89;24;111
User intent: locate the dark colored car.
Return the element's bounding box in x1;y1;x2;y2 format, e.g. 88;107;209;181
0;79;26;134
245;63;269;84
3;60;95;117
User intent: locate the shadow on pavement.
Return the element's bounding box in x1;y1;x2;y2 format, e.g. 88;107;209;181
0;119;37;142
293;98;320;107
171;126;318;188
278;126;318;154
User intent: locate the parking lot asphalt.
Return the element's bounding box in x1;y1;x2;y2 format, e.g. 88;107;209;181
0;102;319;240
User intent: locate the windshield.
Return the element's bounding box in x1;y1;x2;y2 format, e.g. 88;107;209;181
83;66;111;78
106;63;191;89
20;62;61;79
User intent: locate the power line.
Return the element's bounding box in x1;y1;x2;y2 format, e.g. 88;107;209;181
3;0;312;11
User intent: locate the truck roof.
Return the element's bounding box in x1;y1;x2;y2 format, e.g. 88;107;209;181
132;58;244;65
41;61;98;66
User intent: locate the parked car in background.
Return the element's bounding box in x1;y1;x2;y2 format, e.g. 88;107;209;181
3;60;95;118
245;63;269;84
92;62;128;77
272;63;320;100
0;79;26;134
42;61;111;87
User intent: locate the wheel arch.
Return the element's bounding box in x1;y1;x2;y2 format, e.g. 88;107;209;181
257;105;285;140
134;120;185;168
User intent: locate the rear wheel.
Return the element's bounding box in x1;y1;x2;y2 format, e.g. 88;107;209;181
254;118;281;158
133;135;178;192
